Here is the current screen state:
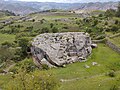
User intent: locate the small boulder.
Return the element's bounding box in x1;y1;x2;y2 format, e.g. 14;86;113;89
91;44;97;48
92;62;98;66
84;64;90;68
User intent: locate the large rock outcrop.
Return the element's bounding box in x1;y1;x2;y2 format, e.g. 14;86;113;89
31;32;94;67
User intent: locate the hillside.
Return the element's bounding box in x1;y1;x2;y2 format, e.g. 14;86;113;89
0;1;118;14
0;2;120;90
0;10;15;18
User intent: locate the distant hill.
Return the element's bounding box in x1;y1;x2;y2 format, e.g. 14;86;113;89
0;10;15;18
0;1;119;15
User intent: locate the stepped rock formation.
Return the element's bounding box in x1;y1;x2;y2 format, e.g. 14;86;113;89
31;32;95;67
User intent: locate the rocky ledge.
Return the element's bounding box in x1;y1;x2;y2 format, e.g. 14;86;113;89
31;32;96;67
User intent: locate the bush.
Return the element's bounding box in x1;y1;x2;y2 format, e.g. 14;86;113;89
105;21;108;25
10;59;37;73
110;25;119;32
62;26;68;29
5;70;59;90
17;37;31;59
0;47;15;63
1;41;13;48
105;9;116;17
107;71;115;77
42;64;49;70
110;85;119;90
50;23;54;28
52;27;58;33
41;27;50;33
115;20;119;25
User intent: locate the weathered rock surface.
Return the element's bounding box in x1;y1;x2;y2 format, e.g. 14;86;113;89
31;32;94;67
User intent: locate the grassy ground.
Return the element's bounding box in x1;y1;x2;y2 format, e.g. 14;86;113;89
44;44;120;90
0;12;81;35
0;44;119;90
0;11;120;90
109;36;120;47
0;33;15;44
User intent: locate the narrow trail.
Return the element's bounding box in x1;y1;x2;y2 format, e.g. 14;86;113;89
60;71;120;82
60;73;104;82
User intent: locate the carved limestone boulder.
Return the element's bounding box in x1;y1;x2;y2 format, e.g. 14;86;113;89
31;32;94;67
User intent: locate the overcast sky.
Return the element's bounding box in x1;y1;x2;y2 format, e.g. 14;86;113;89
16;0;120;3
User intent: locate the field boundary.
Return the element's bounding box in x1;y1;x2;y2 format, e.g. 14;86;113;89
106;40;120;54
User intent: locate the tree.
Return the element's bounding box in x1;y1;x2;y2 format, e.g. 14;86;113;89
105;9;116;17
32;19;35;22
50;23;54;28
99;14;103;17
92;19;98;26
17;37;30;59
0;47;15;63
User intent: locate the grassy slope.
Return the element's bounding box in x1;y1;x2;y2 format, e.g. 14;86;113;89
0;33;15;44
109;36;120;47
1;13;80;35
45;44;120;90
0;44;119;90
0;12;120;90
0;36;120;90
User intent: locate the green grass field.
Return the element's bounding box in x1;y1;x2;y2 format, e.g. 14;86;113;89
0;11;120;90
109;36;120;47
43;44;120;90
0;44;119;90
0;33;15;44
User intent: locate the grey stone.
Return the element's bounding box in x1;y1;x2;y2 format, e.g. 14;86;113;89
92;62;98;66
91;44;98;48
31;32;96;67
84;64;90;68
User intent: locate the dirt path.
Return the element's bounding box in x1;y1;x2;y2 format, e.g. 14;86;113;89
60;71;120;82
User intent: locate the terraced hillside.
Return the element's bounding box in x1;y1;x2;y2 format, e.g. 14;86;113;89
0;8;120;90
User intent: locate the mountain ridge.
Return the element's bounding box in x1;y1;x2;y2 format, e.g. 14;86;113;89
0;1;119;14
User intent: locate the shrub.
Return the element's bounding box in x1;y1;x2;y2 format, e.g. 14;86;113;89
32;19;35;22
99;14;103;17
52;27;58;33
105;9;116;17
17;37;31;59
42;64;49;70
10;59;37;73
41;27;50;33
107;71;115;77
105;21;108;25
115;20;119;25
110;25;119;32
5;70;59;90
0;47;15;63
1;41;13;48
62;26;68;29
110;85;119;90
50;23;54;28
